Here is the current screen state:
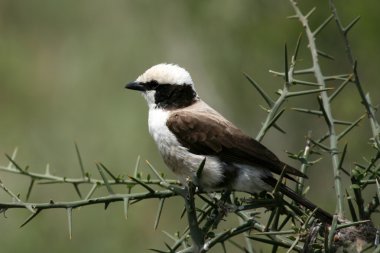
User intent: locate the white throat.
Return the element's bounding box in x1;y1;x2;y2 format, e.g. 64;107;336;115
143;90;157;109
148;107;171;142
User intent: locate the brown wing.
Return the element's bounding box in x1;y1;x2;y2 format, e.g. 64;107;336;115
167;110;306;179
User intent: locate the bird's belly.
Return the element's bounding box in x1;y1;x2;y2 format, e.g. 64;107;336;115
151;129;271;192
157;140;225;188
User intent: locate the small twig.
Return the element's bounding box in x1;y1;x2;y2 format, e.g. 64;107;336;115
74;142;86;178
256;45;290;141
0;178;35;213
296;134;312;195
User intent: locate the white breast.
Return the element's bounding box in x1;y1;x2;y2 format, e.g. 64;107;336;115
148;108;224;188
148;108;181;157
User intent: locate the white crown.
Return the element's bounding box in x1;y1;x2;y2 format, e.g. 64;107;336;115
136;63;194;86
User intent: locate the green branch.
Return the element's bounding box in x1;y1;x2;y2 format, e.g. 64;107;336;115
289;0;344;217
329;0;380;147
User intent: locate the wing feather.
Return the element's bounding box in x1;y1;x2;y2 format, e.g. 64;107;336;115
167;110;306;179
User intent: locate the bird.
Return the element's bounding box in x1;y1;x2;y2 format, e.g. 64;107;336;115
125;63;332;222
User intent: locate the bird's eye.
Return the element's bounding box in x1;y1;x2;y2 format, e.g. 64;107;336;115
145;80;160;90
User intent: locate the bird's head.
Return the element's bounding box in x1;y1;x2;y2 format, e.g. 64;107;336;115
125;63;198;110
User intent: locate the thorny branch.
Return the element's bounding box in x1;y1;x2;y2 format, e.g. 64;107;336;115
289;0;344;218
329;0;380;147
0;149;317;253
328;0;380;221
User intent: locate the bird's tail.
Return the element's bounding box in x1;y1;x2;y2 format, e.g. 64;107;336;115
263;177;333;223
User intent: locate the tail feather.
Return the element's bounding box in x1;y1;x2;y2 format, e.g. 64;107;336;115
263;177;333;223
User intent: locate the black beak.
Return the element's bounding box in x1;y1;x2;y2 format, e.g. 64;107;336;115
125;82;146;91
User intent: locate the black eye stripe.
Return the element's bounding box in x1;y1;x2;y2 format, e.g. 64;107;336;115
140;80;197;109
154;84;197;110
143;80;160;90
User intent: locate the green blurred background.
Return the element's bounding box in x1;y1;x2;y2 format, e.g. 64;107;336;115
0;1;379;252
